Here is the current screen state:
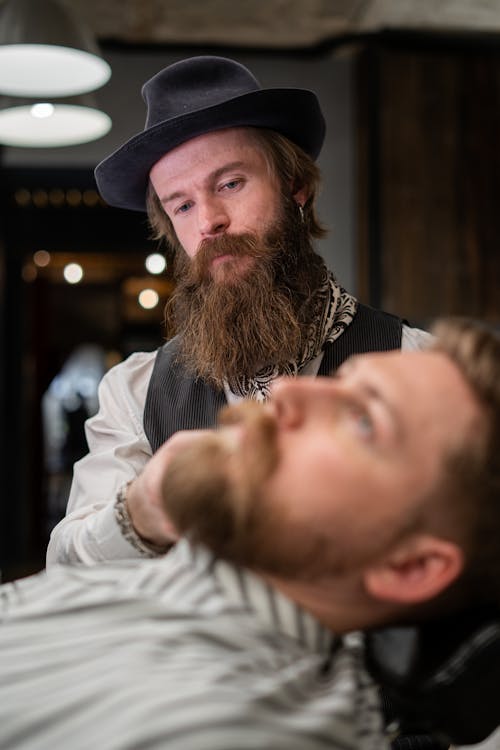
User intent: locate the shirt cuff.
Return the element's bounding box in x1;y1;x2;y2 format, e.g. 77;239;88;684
114;482;171;558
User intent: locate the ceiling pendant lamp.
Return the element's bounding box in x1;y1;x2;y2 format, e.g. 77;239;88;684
0;94;112;148
0;0;111;97
0;0;112;146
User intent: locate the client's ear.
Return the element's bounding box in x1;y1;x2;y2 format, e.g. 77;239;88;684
363;535;464;604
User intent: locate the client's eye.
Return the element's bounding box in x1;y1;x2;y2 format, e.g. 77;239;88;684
358;412;374;436
349;406;375;441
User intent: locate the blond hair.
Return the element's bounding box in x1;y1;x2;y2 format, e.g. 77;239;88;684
431;317;500;605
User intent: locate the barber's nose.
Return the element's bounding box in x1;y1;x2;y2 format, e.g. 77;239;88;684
198;197;230;237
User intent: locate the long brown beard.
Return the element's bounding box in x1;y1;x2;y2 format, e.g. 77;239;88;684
166;198;326;387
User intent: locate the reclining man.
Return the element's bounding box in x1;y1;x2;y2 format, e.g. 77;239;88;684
2;317;499;750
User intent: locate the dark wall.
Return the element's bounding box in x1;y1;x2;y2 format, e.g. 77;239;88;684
0;167;163;578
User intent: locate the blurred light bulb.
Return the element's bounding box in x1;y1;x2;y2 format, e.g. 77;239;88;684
138;288;159;309
63;262;83;284
145;253;166;275
33;249;51;267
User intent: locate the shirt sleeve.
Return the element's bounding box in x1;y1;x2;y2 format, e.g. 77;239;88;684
46;351;156;566
401;324;433;351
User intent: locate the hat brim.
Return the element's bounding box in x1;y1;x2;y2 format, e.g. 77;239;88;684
94;88;325;212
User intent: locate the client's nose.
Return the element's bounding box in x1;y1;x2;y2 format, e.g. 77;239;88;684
270;376;345;429
270;378;313;428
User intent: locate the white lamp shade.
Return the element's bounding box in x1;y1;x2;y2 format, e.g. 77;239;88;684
0;101;112;147
0;44;111;97
0;0;111;97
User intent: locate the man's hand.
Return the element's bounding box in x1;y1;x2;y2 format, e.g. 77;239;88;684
125;430;208;547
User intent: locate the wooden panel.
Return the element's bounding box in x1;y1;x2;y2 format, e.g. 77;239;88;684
357;40;500;326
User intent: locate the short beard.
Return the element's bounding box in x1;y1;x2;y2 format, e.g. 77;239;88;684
160;401;327;580
161;402;369;582
161;401;279;564
166;197;326;387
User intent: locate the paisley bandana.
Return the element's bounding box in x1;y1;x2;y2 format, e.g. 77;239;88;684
227;271;358;401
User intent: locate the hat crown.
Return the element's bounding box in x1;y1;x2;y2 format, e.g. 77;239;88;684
95;55;326;212
142;56;261;129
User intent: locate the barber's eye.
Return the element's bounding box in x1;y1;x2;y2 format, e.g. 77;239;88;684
221;179;242;192
176;201;192;215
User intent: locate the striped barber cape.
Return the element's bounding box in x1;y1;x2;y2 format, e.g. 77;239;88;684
0;539;386;750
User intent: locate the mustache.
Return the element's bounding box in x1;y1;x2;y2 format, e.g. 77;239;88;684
218;399;279;480
161;399;280;553
187;232;276;283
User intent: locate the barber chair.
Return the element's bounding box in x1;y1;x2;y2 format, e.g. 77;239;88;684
365;605;500;748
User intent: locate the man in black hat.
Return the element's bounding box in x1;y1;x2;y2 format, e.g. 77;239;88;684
47;56;429;565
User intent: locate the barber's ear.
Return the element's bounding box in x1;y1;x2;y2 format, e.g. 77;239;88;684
363;535;464;604
292;185;309;206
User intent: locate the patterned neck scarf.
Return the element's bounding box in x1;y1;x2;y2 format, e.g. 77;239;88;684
227;270;358;401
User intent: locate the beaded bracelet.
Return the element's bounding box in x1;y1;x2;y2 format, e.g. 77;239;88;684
114;482;171;557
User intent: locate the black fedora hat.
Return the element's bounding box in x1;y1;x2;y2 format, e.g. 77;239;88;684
94;55;326;212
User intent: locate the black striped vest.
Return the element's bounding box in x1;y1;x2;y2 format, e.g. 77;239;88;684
143;302;403;452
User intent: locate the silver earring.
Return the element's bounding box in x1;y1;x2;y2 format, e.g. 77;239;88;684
298;204;305;223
